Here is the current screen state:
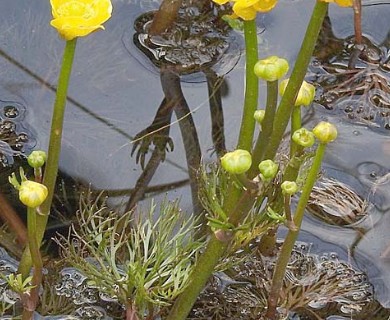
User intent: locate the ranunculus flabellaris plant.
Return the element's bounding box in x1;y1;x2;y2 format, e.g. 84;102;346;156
212;0;278;20
19;181;48;208
280;79;316;107
221;149;252;174
254;56;289;82
50;0;113;40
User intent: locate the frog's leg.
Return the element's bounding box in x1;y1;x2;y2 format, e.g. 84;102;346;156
131;98;174;169
160;67;203;216
205;70;226;157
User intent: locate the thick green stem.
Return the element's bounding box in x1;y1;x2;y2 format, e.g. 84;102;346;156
22;207;42;317
265;143;326;319
290;106;301;156
249;80;278;177
263;1;328;161
237;19;259;151
18;39;77;278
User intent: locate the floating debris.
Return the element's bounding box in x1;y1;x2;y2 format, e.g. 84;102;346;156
307;176;369;226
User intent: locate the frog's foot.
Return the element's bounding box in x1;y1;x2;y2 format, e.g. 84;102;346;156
131;125;174;169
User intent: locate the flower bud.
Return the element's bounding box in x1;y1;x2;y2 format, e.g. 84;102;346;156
19;181;48;208
292;128;315;148
254;56;289;82
27;151;47;168
221;149;252;174
254;109;265;124
281;181;298;195
312;121;338;143
279;79;316;106
258;159;278;181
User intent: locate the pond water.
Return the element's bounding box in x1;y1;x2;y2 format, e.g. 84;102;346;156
0;0;390;318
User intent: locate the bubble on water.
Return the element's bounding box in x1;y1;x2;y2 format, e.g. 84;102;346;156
3;105;19;119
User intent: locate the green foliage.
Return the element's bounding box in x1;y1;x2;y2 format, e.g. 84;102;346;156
56;193;205;316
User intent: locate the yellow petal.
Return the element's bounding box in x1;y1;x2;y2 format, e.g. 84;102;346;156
50;0;112;39
213;0;230;4
253;0;277;12
233;2;257;20
335;0;353;6
51;17;103;40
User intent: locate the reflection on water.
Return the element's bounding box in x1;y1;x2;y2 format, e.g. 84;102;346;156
0;0;390;317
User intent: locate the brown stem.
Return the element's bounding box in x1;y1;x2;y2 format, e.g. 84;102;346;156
148;0;183;36
126;304;139;320
0;192;28;245
353;0;362;45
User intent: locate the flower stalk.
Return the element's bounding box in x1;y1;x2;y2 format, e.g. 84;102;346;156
18;39;77;278
263;1;329;161
265;141;328;319
237;19;259;151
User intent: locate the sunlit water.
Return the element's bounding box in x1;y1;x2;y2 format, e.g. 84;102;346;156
0;0;389;318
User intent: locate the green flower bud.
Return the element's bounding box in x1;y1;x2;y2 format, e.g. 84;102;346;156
279;79;316;106
281;181;298;195
27;150;47;168
254;56;289;82
258;159;278;181
221;149;252;174
312;121;338;143
254;109;265;124
292;128;315;148
19;180;48;208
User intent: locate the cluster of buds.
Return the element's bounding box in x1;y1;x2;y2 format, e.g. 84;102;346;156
9;151;48;209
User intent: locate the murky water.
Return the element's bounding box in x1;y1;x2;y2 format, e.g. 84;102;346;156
0;0;390;318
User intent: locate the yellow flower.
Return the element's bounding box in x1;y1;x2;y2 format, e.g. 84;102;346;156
319;0;352;6
213;0;277;20
19;181;48;208
50;0;113;40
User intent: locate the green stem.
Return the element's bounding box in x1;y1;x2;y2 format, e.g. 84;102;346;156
290;106;301;156
263;1;328;161
265;142;326;319
18;39;77;278
249;80;278;177
237;19;259;151
166;235;228;320
166;188;253;320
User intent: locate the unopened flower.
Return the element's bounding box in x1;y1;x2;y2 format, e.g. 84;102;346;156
319;0;352;7
292;128;315;148
19;181;48;208
254;109;265;124
280;79;316;106
313;121;338;143
258;159;278;181
221;149;252;174
50;0;113;40
27;150;47;168
254;56;289;82
212;0;277;20
281;181;298;195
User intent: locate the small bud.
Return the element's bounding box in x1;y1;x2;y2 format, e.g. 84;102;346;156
19;181;48;208
281;181;298;195
258;159;278;181
279;79;316;106
254;56;289;82
221;149;252;174
292;128;315;148
27;150;47;168
312;121;338;143
254;110;266;124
